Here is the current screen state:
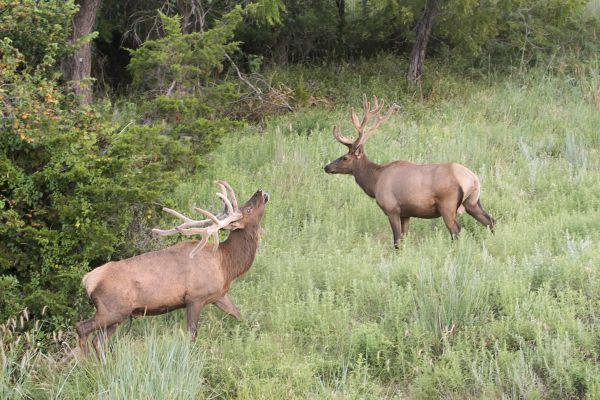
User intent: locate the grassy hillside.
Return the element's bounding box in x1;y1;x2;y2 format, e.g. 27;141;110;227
3;63;600;398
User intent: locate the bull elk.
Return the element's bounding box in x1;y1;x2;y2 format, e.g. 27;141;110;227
324;95;495;247
76;181;269;359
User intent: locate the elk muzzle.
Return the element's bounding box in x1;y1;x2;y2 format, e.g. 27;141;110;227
251;189;269;204
324;155;353;174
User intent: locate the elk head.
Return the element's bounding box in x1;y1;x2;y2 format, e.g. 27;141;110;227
324;94;399;175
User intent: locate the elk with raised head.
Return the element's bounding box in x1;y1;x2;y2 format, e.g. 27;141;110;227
76;181;269;359
324;95;494;247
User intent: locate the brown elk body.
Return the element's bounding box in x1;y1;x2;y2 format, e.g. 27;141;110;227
324;95;494;247
76;181;269;359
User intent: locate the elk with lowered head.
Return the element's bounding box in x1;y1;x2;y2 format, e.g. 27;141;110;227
76;180;269;359
324;95;495;247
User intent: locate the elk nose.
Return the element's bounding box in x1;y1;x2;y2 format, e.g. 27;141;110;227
263;191;269;202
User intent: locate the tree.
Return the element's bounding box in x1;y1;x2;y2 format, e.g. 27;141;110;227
407;0;437;84
406;0;589;83
61;0;101;105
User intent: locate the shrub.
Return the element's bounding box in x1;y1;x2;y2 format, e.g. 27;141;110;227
0;38;197;324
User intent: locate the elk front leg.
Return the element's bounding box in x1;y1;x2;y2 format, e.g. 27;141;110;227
185;302;204;340
214;294;241;320
92;323;119;364
387;213;403;248
439;206;461;240
401;217;410;236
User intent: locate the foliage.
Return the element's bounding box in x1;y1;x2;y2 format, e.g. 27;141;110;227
238;0;594;64
0;309;42;399
0;0;78;67
127;7;247;93
0;36;198;324
126;7;256;160
435;0;591;61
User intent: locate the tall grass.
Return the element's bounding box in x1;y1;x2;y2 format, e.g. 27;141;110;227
5;58;600;398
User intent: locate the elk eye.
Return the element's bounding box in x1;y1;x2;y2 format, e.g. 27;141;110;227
245;207;252;214
343;155;349;161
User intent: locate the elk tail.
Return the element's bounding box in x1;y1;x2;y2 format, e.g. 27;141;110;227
460;174;481;211
457;186;466;214
457;170;482;214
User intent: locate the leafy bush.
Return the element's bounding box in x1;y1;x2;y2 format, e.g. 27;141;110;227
126;9;254;156
0;39;197;324
0;0;79;67
127;8;246;94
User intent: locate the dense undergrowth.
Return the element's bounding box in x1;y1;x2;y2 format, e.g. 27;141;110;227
2;57;600;398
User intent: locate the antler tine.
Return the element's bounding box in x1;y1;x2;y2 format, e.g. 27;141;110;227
372;95;385;113
216;193;234;215
189;235;210;258
193;206;220;224
350;109;361;133
215;180;238;211
363;93;370;113
152;207;212;236
351;95;399;149
332;125;354;147
366;100;400;136
152;180;244;257
350;93;379;146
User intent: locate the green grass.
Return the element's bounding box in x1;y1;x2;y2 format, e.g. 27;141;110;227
4;60;600;398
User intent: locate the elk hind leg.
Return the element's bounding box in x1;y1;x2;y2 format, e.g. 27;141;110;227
76;314;103;356
76;309;124;356
439;206;461;240
186;302;204;340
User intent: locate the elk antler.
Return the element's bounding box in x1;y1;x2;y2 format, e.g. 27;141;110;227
348;94;400;150
332;126;355;148
152;180;242;258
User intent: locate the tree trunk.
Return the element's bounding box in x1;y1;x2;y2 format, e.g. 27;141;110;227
407;0;438;84
335;0;345;29
177;0;192;33
335;0;346;50
63;0;101;105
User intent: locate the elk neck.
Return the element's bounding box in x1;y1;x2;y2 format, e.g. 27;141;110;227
352;154;382;198
219;224;262;281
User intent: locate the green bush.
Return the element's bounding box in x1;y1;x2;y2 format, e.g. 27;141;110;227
0;0;79;67
0;40;197;325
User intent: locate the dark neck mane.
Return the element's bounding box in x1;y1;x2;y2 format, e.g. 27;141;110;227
219;225;261;282
353;154;382;198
